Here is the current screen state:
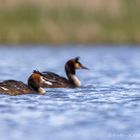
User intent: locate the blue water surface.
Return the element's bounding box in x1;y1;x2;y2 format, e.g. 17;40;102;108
0;45;140;140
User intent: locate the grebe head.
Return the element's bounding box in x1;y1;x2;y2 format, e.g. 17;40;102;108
28;70;52;94
64;57;89;87
65;56;89;75
74;56;89;70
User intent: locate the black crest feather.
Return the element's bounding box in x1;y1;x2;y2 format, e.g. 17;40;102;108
33;70;45;77
75;56;80;62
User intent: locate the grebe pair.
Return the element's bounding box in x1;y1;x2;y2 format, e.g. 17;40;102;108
0;57;88;95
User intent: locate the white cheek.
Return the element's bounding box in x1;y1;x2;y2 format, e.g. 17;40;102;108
75;64;80;69
75;63;82;69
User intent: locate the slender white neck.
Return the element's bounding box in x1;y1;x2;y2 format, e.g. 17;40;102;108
69;74;81;87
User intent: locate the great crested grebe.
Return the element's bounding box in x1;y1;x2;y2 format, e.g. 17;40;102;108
42;57;89;88
0;70;52;95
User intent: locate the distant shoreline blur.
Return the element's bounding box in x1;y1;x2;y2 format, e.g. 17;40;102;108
0;0;140;44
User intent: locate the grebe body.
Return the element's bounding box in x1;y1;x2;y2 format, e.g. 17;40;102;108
0;70;51;95
43;57;88;88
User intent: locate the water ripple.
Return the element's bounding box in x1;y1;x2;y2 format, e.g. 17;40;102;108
0;46;140;140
